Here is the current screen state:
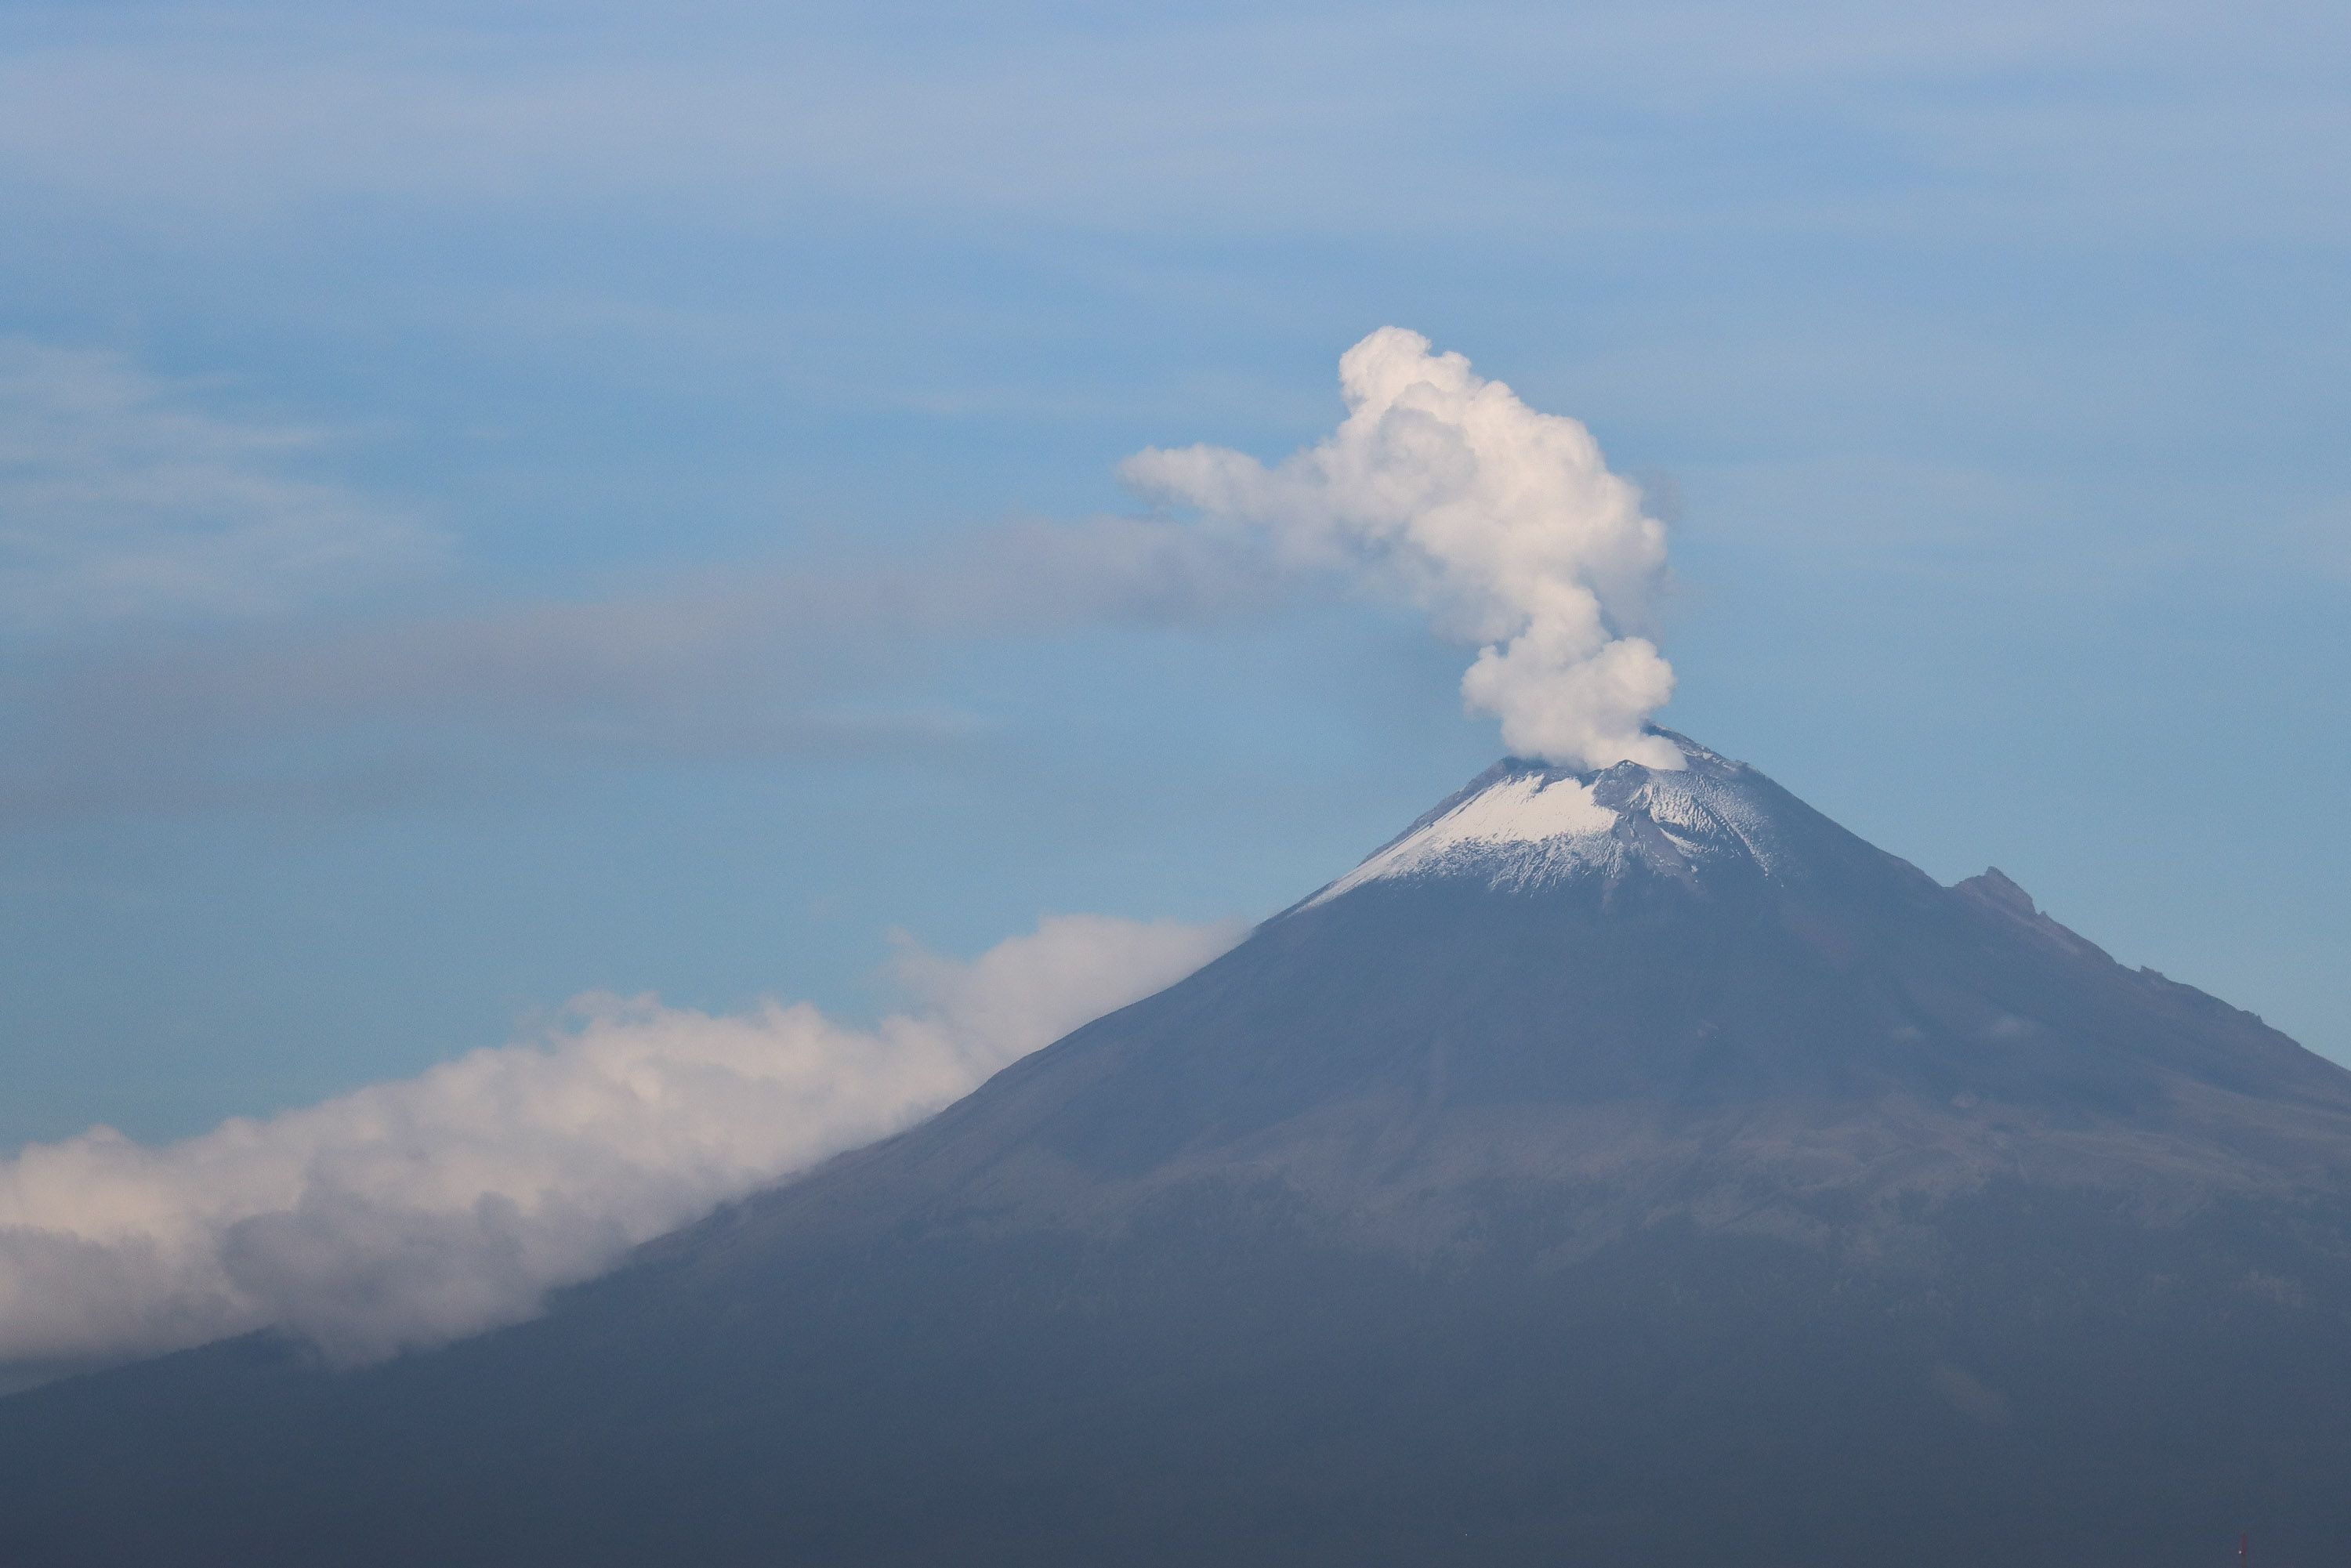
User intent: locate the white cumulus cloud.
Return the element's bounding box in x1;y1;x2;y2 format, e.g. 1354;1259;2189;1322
1121;327;1680;771
0;912;1245;1371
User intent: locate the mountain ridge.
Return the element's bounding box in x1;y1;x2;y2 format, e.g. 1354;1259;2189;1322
639;732;2349;1284
4;733;2350;1566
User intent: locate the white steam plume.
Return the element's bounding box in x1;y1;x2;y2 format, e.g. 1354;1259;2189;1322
0;913;1244;1371
1121;327;1681;771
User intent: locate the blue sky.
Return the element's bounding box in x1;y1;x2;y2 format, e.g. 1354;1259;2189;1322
4;0;2348;1150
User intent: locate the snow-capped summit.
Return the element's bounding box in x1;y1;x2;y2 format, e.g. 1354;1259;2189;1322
1306;729;1793;905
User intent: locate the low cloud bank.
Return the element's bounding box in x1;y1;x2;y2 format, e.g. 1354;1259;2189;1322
0;913;1244;1370
1122;327;1680;771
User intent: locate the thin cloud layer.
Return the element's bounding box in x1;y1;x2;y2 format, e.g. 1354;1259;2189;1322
0;341;439;631
1123;328;1680;770
4;3;2342;248
0;510;1302;821
0;912;1246;1370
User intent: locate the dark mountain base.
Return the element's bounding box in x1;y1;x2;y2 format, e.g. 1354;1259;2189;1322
8;1179;2351;1567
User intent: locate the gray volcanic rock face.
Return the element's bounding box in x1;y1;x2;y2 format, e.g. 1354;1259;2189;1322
5;733;2351;1567
741;729;2347;1268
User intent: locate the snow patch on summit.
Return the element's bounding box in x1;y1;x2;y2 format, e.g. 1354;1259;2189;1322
1304;733;1796;907
1390;773;1614;860
1638;765;1789;875
1311;774;1621;905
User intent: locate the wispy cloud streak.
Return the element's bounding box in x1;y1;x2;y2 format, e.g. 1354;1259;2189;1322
0;341;439;631
0;510;1303;820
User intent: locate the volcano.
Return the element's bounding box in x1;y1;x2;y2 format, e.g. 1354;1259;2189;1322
7;733;2351;1566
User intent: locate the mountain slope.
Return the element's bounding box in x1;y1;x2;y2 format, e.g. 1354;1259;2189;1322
701;733;2347;1257
4;732;2350;1566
